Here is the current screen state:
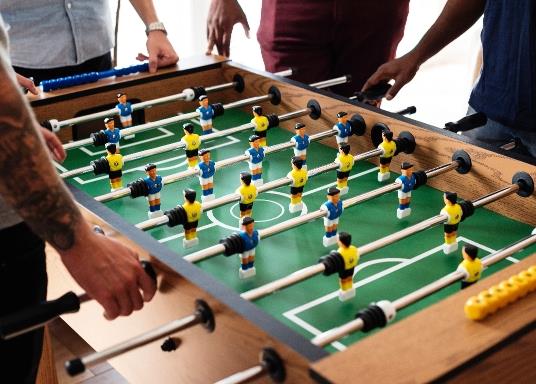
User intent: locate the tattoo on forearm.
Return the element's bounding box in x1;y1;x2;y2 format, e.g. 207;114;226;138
0;74;82;251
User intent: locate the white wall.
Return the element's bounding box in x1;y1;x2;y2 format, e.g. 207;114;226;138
115;0;482;128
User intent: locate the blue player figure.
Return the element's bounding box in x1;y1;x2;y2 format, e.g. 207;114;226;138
291;122;310;168
196;95;215;135
144;164;164;219
196;149;216;202
102;117;121;150
238;216;259;279
116;92;134;139
333;111;353;145
395;162;417;219
320;187;344;247
245;134;265;186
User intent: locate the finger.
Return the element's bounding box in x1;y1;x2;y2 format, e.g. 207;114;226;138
16;74;39;95
213;27;224;56
222;31;231;57
361;70;387;92
128;279;144;311
206;29;216;55
241;19;251;39
148;52;158;73
138;268;157;302
102;295;121;320
115;283;135;316
136;53;149;62
386;76;407;100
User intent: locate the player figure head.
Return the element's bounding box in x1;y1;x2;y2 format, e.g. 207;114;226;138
338;232;352;248
462;244;478;261
184;188;196;204
199;148;211;163
327;187;340;204
295;122;306;137
145;163;157;179
105;143;117;155
241;216;255;234
400;162;414;177
199;95;209;108
117;92;127;104
337;111;348;124
382;130;393;142
183;122;195;135
249;134;261;149
339;143;351;155
252;105;262;117
104;117;115;130
444;191;457;205
291;156;304;170
240;171;252;186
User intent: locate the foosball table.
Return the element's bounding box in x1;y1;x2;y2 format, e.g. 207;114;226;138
27;55;536;383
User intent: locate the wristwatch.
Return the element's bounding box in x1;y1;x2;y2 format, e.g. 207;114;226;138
145;21;167;36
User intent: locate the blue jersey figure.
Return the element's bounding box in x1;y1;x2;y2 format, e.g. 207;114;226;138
395;162;417;219
143;164;164;219
196;149;216;201
102;117;121;149
320;187;344;247
238;217;259;279
333;111;353;145
291;122;310;167
245;135;265;186
197;95;215;135
116;93;133;127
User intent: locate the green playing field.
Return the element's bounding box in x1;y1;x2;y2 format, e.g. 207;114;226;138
58;109;536;353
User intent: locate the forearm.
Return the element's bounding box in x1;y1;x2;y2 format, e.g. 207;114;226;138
129;0;159;26
409;0;486;64
0;65;86;251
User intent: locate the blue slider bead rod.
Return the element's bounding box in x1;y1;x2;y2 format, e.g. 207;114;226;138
40;63;149;92
43;74;246;133
311;230;536;348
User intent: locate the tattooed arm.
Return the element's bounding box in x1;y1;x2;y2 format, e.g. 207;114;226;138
0;47;156;319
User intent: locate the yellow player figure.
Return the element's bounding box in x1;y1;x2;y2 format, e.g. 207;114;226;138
251;105;269;146
105;143;123;192
287;156;308;213
333;232;359;301
440;191;463;254
235;171;257;224
377;130;396;182
181;189;203;249
334;143;354;195
456;244;483;289
180;123;201;168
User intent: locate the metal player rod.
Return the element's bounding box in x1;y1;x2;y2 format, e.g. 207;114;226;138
62;107;316;180
49;81;240;130
241;161;464;301
215;347;286;384
216;366;265;384
312;232;536;347
310;75;351;89
63;92;276;150
273;69;293;77
184;157;456;264
137;145;378;232
65;300;214;376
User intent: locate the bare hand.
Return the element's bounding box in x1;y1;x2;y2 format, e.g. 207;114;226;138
16;73;39;95
138;31;179;73
362;53;421;100
39;126;66;162
206;0;250;57
59;226;156;320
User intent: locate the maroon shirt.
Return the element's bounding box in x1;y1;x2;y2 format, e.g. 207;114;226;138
258;0;409;96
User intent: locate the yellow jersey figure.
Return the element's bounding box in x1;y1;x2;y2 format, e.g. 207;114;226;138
335;232;359;301
235;172;258;223
456;244;483;289
334;143;355;195
377;130;396;182
287;156;308;213
181;189;203;248
180;123;201;168
105;143;123;191
251;105;269;146
440;191;464;254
